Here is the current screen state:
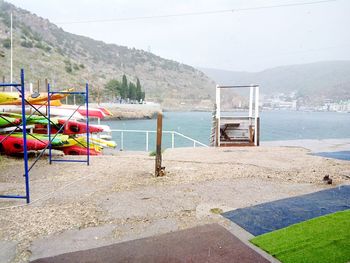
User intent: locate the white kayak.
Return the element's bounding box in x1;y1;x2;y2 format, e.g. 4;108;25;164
0;105;85;120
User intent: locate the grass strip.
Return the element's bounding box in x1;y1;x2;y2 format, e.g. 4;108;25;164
250;209;350;263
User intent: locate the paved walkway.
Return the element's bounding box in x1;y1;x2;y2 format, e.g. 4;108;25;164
31;224;270;263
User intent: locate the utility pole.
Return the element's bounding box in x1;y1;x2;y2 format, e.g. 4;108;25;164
10;12;13;90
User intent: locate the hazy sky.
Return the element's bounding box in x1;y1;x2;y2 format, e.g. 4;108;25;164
6;0;350;71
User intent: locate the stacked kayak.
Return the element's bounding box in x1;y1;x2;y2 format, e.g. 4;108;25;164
0;91;116;156
0;89;72;105
0;92;19;104
0;134;47;155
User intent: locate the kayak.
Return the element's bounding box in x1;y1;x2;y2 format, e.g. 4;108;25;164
0;112;53;125
0;115;21;127
61;105;106;119
0;92;20;104
61;145;101;155
0;105;85;120
1;99;62;106
92;124;111;133
0;89;72;105
54;136;103;150
10;133;69;146
57;119;103;134
89;137;116;148
0;124;35;133
33;120;103;135
98;107;113;116
0;135;47;155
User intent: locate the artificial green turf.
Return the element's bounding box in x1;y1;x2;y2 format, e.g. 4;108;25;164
250;209;350;263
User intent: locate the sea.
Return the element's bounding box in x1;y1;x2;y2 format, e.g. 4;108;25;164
97;111;350;152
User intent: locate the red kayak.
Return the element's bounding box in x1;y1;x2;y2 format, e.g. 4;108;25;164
77;108;105;119
60;105;106;119
57;119;103;135
34;120;103;135
0;135;47;155
62;145;101;155
98;107;113;116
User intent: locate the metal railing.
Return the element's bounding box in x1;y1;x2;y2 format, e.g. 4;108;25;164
110;129;208;151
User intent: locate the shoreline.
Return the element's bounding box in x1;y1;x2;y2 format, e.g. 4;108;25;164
93;103;162;120
262;138;350;153
89;104;350;120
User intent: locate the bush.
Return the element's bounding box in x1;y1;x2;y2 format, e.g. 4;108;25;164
65;66;72;73
20;40;33;48
2;38;11;49
73;64;80;70
21;27;31;37
34;41;45;49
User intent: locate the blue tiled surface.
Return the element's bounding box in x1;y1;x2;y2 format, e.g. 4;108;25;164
222;185;350;236
311;151;350;161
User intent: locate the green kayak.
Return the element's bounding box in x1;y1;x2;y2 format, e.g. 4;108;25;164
10;133;69;146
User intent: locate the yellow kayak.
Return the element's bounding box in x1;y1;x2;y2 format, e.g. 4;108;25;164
0;89;73;105
58;137;103;151
90;137;117;148
0;92;20;104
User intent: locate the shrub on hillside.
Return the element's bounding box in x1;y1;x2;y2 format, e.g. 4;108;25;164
20;40;33;48
2;38;11;49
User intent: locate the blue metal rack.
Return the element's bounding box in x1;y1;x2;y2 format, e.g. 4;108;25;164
47;83;90;165
0;70;90;204
0;69;30;203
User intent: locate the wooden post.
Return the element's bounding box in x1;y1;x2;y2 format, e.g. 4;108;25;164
155;113;165;177
2;76;5;91
37;79;40;92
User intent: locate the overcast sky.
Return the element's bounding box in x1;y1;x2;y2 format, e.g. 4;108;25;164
6;0;350;72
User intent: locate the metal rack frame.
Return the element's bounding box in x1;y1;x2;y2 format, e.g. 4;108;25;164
47;83;90;165
0;70;90;204
0;69;30;203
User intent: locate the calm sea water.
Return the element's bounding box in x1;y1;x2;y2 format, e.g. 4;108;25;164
97;111;350;151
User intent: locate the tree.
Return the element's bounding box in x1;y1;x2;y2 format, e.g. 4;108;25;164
128;82;137;100
104;79;120;101
120;74;128;99
136;78;142;101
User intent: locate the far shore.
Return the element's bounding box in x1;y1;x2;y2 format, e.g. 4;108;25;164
94;103;350;120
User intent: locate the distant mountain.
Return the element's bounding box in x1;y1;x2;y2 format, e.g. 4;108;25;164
0;1;215;108
201;61;350;102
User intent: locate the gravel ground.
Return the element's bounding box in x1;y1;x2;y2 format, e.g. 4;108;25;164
0;146;349;262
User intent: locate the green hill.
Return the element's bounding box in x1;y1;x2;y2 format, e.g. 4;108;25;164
0;0;215;108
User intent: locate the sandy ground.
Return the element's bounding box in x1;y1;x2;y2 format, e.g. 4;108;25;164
0;146;349;262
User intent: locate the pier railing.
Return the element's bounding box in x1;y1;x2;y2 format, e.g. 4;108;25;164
110;129;208;151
